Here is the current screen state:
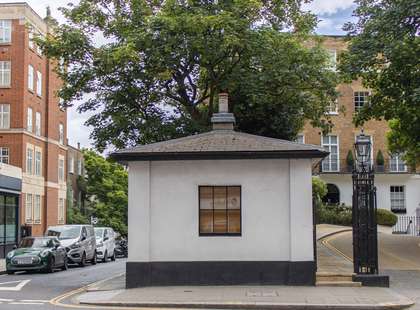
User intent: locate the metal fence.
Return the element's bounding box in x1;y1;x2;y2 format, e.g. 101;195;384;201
392;216;420;236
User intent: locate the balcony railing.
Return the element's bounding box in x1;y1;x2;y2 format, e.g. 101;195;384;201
314;159;416;174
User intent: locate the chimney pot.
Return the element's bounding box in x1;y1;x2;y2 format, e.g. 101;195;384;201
77;142;80;149
211;92;235;130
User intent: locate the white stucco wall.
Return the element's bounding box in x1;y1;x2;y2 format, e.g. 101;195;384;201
128;159;314;263
320;174;420;216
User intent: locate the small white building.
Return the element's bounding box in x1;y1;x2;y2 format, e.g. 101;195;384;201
112;93;327;288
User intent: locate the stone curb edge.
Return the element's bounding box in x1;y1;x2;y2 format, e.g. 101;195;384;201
317;228;353;242
79;299;414;310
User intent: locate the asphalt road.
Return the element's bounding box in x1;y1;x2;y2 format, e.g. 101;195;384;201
327;231;420;270
0;258;126;309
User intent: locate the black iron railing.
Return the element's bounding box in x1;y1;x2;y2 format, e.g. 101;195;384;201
314;159;416;174
392;216;420;236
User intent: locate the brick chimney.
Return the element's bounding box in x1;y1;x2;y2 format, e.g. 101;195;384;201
211;92;235;130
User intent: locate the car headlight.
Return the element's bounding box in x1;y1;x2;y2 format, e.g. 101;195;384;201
6;251;14;258
70;242;81;249
40;249;50;257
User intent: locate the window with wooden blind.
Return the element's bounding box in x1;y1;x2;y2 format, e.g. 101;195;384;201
199;186;241;236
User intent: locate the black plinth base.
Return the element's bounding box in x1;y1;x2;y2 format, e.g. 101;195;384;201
353;274;389;287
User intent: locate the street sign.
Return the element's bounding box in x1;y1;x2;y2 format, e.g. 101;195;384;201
90;216;98;225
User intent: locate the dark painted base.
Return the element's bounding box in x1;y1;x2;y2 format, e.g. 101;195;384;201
126;261;315;288
353;274;390;287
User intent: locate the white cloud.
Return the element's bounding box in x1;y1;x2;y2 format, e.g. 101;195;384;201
304;0;355;16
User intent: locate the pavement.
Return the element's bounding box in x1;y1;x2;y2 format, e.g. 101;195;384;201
78;276;413;309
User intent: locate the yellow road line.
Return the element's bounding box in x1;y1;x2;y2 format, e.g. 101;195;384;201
321;231;354;263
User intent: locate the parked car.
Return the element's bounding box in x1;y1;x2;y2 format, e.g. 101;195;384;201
6;237;67;274
94;227;116;262
114;234;128;258
46;225;97;267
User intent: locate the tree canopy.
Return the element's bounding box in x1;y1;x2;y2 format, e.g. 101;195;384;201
82;150;128;234
340;0;420;164
40;0;338;151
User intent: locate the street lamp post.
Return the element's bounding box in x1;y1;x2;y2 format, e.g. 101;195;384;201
352;131;378;274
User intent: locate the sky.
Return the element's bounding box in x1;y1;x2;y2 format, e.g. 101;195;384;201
1;0;357;149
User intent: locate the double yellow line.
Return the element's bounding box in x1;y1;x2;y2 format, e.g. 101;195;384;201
320;230;354;263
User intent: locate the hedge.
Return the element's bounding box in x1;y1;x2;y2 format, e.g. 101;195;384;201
316;204;397;227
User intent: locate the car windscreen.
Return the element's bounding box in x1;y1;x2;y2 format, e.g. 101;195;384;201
47;226;81;240
94;228;104;238
20;238;53;248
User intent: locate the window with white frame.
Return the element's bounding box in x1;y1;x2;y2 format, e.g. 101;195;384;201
35;149;41;176
26;147;33;174
77;159;82;175
25;193;33;224
390;154;407;172
59;123;64;144
0;61;11;87
390;186;405;212
28;65;34;91
0;147;9;164
28;30;34;49
36;71;42;96
35;112;41;136
354;91;369;112
327;99;339;114
34;194;41;224
0;20;11;44
295;134;305;144
327;49;337;71
58;198;65;224
27;107;33;132
36;35;43;56
58;156;65;182
68;156;74;174
322;135;339;172
0;104;10;128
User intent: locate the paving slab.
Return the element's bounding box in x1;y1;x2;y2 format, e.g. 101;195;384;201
77;278;414;310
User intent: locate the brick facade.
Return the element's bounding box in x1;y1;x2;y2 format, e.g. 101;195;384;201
0;3;66;236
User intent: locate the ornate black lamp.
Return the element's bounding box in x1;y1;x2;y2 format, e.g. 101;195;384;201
352;130;379;276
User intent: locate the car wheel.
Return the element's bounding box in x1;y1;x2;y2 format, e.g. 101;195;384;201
46;257;55;273
111;251;116;262
61;257;68;271
6;270;14;275
79;252;86;267
91;251;97;265
102;250;108;263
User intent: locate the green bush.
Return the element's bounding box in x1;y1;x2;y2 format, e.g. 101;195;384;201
316;204;398;227
346;150;354;167
376;208;398;226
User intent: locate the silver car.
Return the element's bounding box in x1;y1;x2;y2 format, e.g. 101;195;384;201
94;227;116;262
46;225;97;266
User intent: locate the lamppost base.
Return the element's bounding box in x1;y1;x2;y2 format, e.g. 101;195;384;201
353;274;390;287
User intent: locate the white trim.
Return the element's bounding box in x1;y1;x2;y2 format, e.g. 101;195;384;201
321;134;340;172
0;129;68;150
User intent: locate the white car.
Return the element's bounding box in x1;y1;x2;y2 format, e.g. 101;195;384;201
94;227;116;262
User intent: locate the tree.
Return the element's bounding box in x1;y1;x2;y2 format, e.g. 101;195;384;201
340;0;420;165
83;150;128;234
39;0;338;151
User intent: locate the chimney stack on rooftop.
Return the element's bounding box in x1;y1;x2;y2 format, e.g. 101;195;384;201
211;92;236;130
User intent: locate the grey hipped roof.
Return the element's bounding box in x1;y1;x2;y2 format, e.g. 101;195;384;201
111;130;328;162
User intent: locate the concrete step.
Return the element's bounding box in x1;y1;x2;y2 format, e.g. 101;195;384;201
316;281;362;287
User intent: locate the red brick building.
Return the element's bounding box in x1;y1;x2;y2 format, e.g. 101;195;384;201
0;3;67;236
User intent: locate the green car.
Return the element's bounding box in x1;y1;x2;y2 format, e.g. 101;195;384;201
6;237;68;274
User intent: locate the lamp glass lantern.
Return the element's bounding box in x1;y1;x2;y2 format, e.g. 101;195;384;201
355;133;371;168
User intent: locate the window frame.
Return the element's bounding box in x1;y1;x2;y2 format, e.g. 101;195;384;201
354;91;370;112
34;194;41;224
25;193;33;224
0;20;12;44
36;70;42;97
58;155;65;182
321;135;340;172
389;153;407;173
0;103;10;129
59;123;64;144
27;107;33;132
0;146;9;164
35;111;41;136
28;64;34;91
58;197;65;224
34;148;42;176
26;146;33;174
390;185;406;213
0;61;11;87
198;185;242;237
69;156;74;174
